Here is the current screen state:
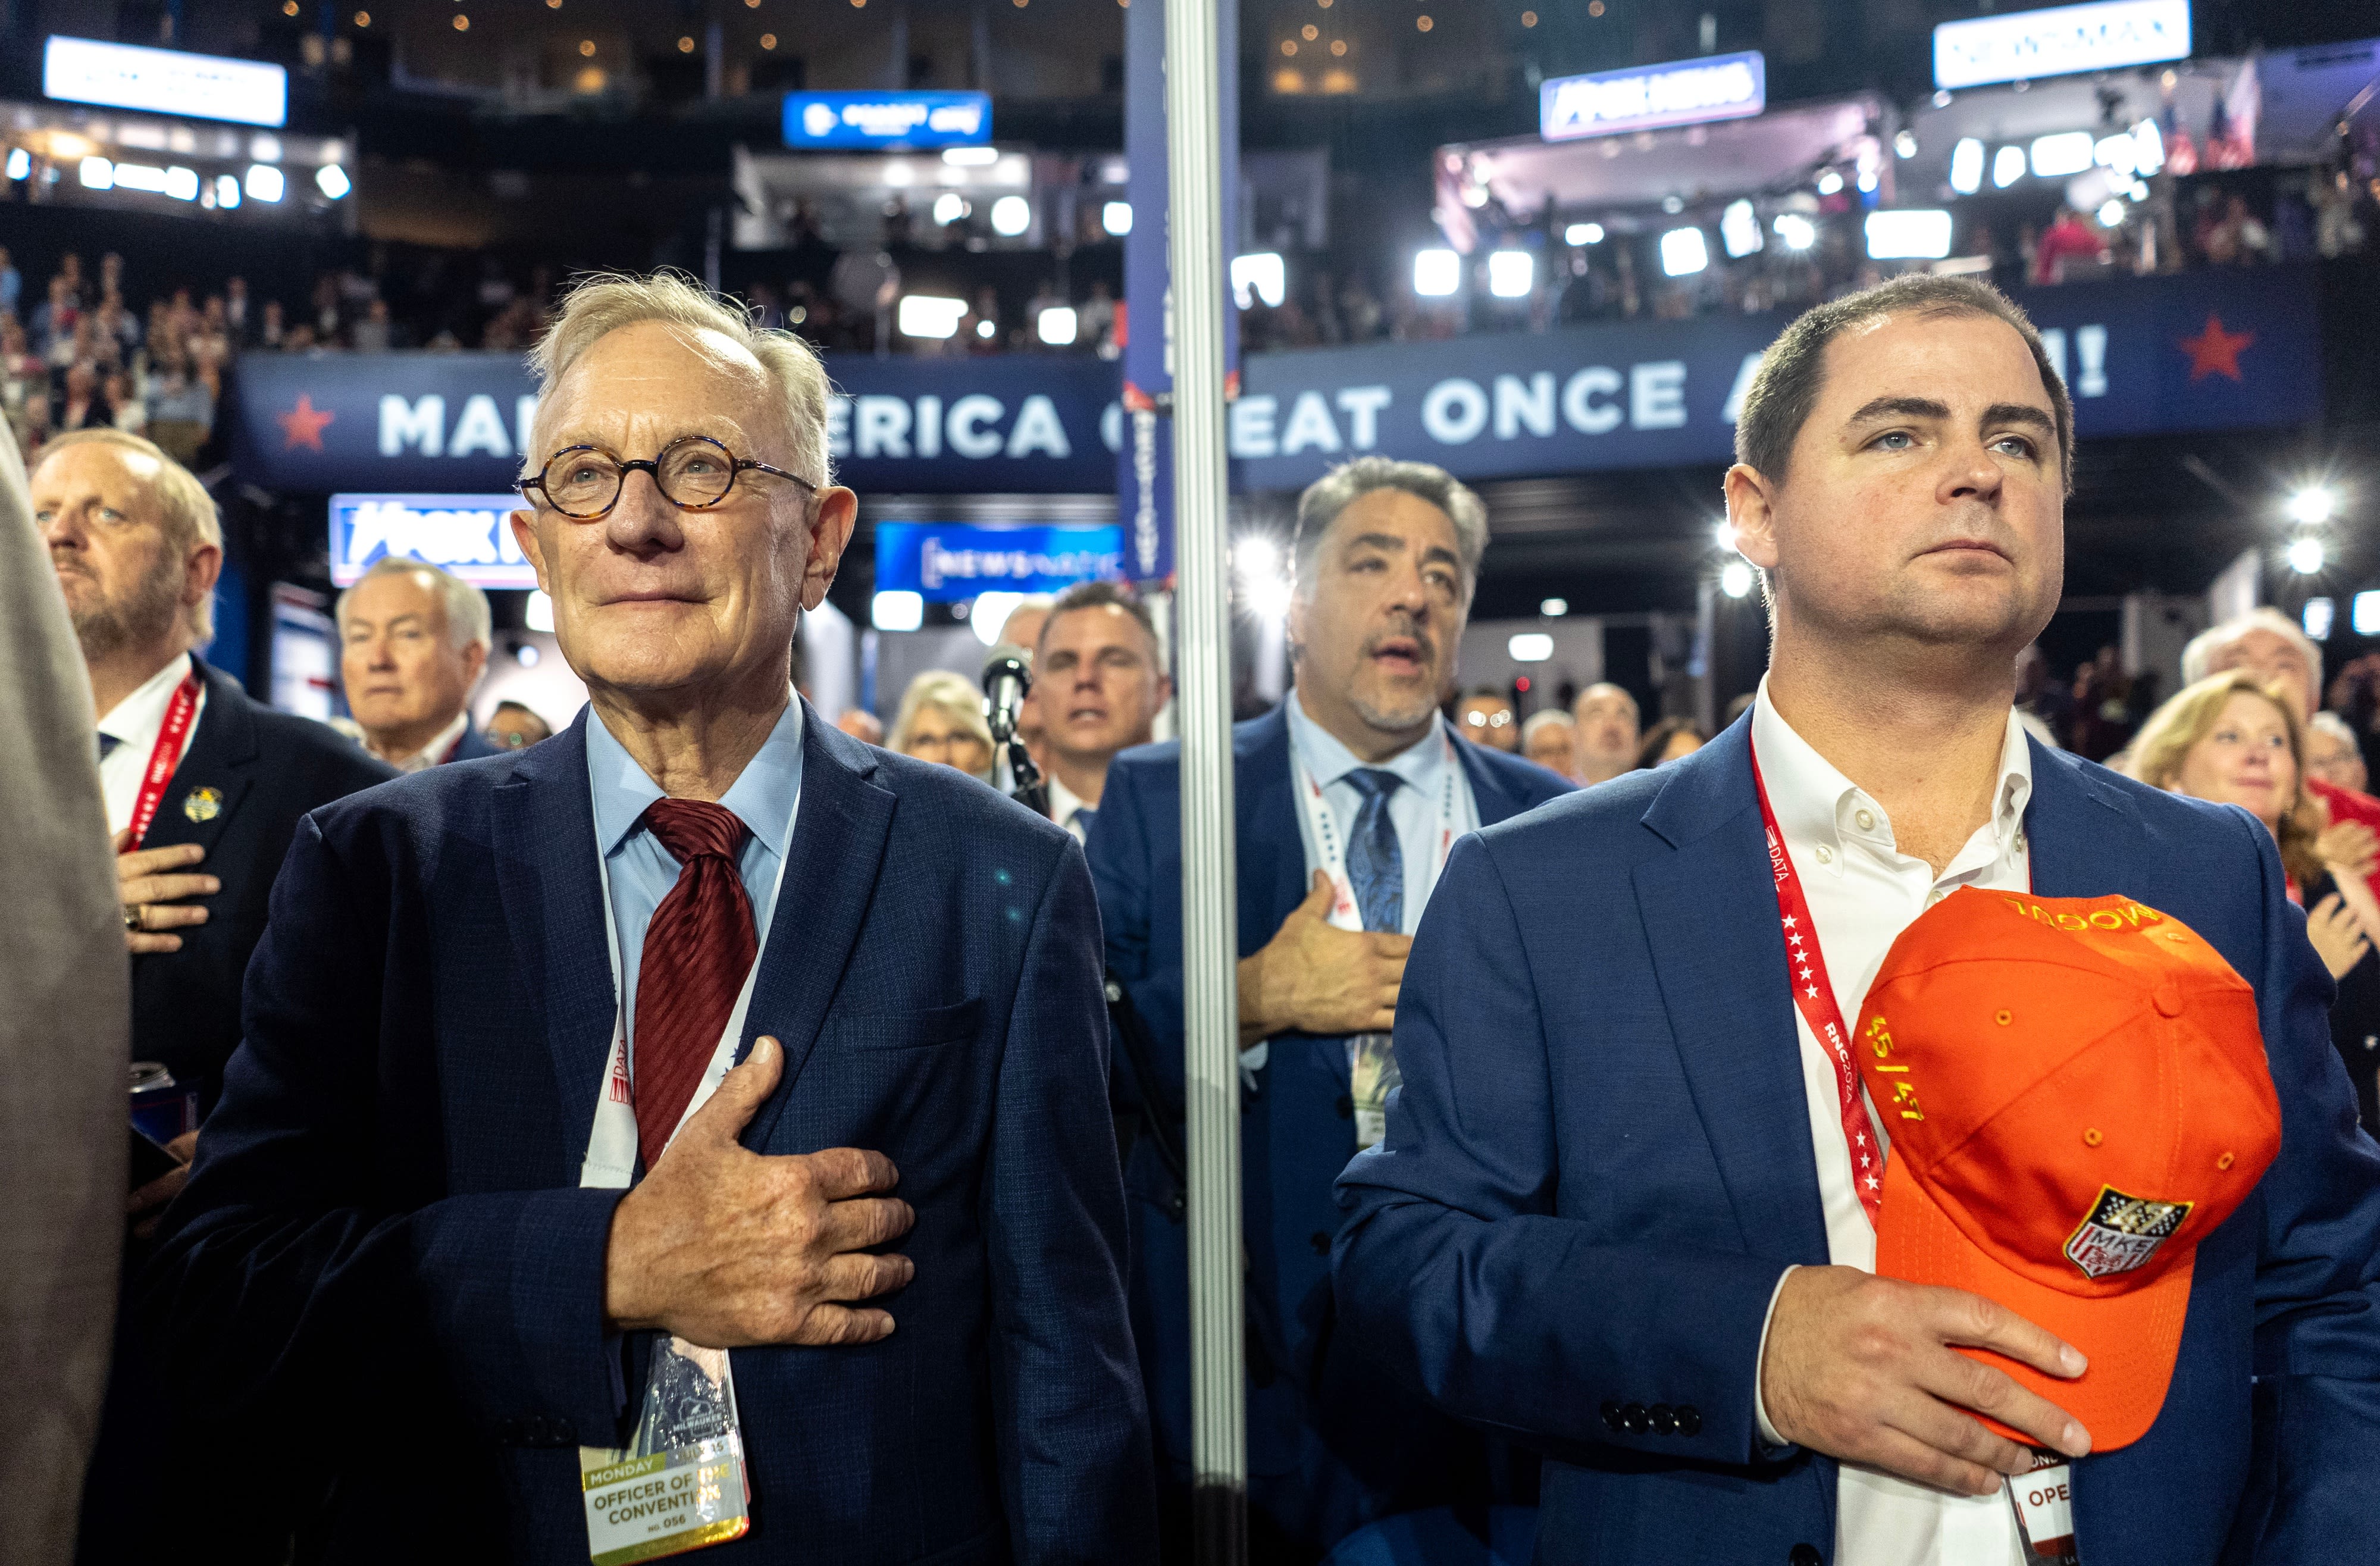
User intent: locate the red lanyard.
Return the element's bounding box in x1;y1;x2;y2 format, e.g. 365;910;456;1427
1750;743;1888;1228
126;671;203;848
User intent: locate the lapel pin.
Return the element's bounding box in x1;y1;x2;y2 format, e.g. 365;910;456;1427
183;785;223;823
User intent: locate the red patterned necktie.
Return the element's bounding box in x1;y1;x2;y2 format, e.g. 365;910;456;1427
632;798;759;1170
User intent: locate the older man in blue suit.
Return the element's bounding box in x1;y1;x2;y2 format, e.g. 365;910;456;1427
148;273;1155;1565
1335;274;2380;1565
1089;456;1572;1558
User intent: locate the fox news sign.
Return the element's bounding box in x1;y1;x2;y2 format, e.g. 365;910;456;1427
1540;52;1765;142
328;494;537;590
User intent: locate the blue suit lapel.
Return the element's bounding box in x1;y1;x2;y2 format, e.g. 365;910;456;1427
741;704;896;1150
491;713;616;1176
1238;706;1311;954
1633;725;1832;1265
2021;740;2134;899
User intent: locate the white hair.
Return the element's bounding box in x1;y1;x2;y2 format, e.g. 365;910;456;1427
1292;456;1488;609
2181;607;2322;694
527;270;834;490
2310;710;2360;750
336;556;492;654
1520;709;1575;745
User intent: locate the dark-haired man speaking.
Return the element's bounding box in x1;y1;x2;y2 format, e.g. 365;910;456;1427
1334;276;2380;1564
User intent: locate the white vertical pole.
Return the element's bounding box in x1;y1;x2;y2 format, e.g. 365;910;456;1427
1161;0;1245;1559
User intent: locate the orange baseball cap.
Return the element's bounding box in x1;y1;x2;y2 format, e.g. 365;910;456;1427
1853;888;2282;1452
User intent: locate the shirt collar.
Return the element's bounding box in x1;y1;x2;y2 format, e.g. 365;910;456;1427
1749;676;2032;863
383;710;472;774
585;693;805;860
96;651;195;747
1284;684;1451;794
1046;772;1089;826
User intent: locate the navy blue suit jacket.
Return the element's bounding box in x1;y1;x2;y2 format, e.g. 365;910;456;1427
1088;706;1571;1542
146;705;1157;1565
1333;717;2380;1565
449;718;504;763
132;659;396;1109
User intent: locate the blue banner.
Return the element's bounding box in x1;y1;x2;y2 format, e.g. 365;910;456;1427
781;90;990;149
874;522;1124;601
232;352;1122;496
231;267;2319;499
1230;264;2323;490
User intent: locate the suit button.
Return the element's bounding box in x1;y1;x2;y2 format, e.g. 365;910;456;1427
1600;1399;1622;1432
1309;1230;1331;1255
1649;1403;1676;1435
1334;1094;1354;1119
1677;1405;1702;1436
1789;1546;1822;1566
1621;1402;1650;1435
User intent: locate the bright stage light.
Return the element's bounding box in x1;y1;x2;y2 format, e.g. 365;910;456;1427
1949;137;1985;194
897;294;967;339
872;590;925;632
989;195;1032;235
2028;131;2094;178
2287;537;2326;575
2288;487;2338;527
1991;145;2026;188
1102;200;1132;235
1659;227;1708;277
1486;249;1534;298
245;163;284;201
1412;248;1461;297
1232;252;1286;308
1564;222;1603;245
1721;199;1762;258
1036;305;1078;346
315;163;351;199
1720;560;1755;598
1772;213;1815;250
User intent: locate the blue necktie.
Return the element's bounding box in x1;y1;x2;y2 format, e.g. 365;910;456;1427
98;732;121;763
1343;769;1405;935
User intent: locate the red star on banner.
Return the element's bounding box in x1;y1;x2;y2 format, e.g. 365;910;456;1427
277;393;336;450
2178;314;2256;383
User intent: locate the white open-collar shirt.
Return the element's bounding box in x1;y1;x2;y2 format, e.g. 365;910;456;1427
96;650;203;835
1748;680;2035;1566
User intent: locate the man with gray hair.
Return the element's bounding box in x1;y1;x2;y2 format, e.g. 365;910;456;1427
32;428;393;1562
336;555;502;771
152;271;1154;1564
1089;453;1571;1555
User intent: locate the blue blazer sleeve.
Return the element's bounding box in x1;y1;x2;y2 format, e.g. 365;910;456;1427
143;812;630;1443
982;839;1160;1562
2232;812;2380;1556
1331;832;1790;1465
1085;756;1185;1113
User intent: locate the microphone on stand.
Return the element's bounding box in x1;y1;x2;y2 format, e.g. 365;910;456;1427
982;643;1048;818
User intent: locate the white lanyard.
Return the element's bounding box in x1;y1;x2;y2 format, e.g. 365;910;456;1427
580;792;797;1190
1289;723;1470;935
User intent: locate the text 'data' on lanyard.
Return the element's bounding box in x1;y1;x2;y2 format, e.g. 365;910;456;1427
1749;742;1889;1229
1290;724;1471;1151
126;671;203;848
575;777;797;1564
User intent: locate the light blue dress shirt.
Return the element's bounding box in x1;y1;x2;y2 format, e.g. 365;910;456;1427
1282;687;1478;937
585;697;805;1061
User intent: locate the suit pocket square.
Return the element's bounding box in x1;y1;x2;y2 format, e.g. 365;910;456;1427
833;997;984;1051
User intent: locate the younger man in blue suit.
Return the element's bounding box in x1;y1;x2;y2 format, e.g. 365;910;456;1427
1334;275;2380;1564
1089;456;1572;1558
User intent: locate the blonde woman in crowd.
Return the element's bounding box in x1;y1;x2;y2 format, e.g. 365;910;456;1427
888;669;996;782
2130;669;2380;1133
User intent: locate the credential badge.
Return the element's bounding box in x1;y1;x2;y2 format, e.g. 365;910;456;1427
2063;1184;2192;1279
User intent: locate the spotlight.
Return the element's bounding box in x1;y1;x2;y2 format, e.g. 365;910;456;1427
1102;200;1131;235
1232;536;1281;581
2131;118;2165;176
1720;560;1755;599
1991;145;2026;188
1894;130;1918;159
931;192;969;225
1867;210;1954;260
1412;248;1461;296
316;164;352;199
1659;227;1708;277
245;164;285;201
1815;169;1843;196
1772;213;1816;250
79;156;114;190
872;590;925;632
2356;592;2380;638
2096;199;2127;228
988;195;1032;236
2305;597;2336;641
214;173;241;208
1721;199;1762;258
2028;131;2094;178
1487;249;1533;298
2287;537;2326;575
1714;520;1737;552
896;294;967;339
4;149;27;181
1540;597;1568;617
942;146;1000;166
1231;252;1287;308
970;591;1026;646
526;591;556;632
1949;137;1985;195
2288;487;2338;527
1508;632;1554;662
1036;305;1078;346
1563;222;1603;245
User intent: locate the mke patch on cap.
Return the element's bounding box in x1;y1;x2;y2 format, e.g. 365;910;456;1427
2063;1185;2193;1279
